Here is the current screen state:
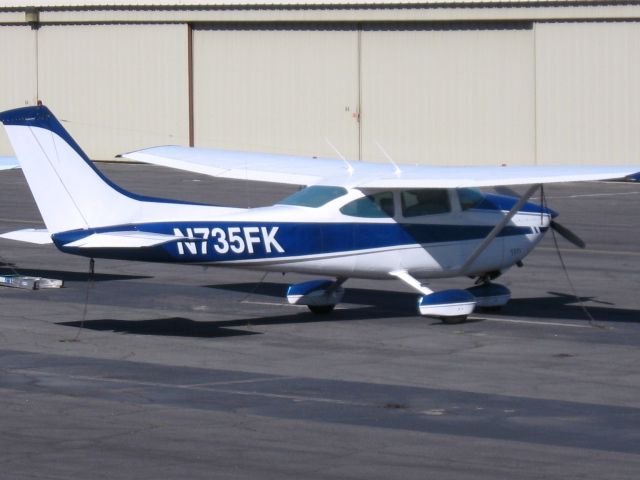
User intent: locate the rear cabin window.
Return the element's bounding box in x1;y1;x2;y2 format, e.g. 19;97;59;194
457;188;484;211
401;189;450;217
340;191;395;218
278;185;348;208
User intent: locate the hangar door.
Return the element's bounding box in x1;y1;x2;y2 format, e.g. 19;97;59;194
36;24;190;160
360;25;536;166
0;27;37;156
536;22;640;166
193;26;360;159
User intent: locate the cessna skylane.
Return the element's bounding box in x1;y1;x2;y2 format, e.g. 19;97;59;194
1;105;638;323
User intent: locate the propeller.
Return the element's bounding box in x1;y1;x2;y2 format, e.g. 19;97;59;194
493;186;586;249
549;220;586;249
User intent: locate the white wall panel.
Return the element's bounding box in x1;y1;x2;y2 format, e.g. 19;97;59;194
193;27;359;159
37;24;189;160
361;27;535;166
0;26;37;155
536;22;640;166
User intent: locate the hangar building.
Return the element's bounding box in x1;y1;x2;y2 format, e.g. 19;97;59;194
1;1;639;167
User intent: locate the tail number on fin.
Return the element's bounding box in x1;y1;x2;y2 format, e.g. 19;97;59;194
173;226;284;256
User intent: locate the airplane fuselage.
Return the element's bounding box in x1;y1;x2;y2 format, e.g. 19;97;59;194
51;188;552;281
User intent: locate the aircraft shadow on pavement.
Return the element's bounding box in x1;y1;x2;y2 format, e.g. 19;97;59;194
56;286;639;338
503;292;640;324
58;317;261;338
207;282;416;311
0;267;150;283
56;304;409;338
210;282;640;324
56;283;421;338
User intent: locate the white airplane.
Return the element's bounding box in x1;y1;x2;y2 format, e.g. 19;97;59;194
0;105;638;323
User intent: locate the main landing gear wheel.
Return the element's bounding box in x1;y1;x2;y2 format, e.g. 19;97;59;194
287;278;346;314
307;304;336;314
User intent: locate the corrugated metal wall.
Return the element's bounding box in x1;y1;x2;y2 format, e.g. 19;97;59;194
37;24;190;160
0;24;190;160
193;24;536;166
0;26;37;155
1;20;640;166
360;25;535;166
535;22;640;166
193;26;360;159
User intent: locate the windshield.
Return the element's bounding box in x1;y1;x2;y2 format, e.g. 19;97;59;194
277;185;348;208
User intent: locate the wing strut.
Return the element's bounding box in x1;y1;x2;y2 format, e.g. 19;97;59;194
389;270;433;295
456;183;540;276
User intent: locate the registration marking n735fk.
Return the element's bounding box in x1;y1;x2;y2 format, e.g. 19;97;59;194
173;226;284;255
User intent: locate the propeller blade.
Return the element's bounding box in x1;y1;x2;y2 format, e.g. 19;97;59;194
550;220;586;249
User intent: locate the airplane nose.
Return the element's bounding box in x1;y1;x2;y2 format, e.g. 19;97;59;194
545;206;559;219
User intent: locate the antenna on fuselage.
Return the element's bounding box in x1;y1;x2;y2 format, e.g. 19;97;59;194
324;138;354;175
374;141;401;177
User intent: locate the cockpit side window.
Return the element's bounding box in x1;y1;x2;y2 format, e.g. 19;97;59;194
457;188;485;211
340;191;395;218
401;189;450;217
277;185;348;208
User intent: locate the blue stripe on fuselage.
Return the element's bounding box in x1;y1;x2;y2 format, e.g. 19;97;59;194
52;221;539;263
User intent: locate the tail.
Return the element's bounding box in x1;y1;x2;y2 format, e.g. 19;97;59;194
0;106;177;234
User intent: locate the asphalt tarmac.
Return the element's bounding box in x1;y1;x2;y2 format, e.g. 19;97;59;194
0;163;639;479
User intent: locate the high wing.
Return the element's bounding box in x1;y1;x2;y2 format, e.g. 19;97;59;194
120;146;640;188
120;146;346;186
356;165;640;189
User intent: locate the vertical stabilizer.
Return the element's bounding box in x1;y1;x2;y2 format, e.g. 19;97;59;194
0;106;142;233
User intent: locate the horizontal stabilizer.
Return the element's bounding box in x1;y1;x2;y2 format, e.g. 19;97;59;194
63;231;186;249
0;228;52;244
